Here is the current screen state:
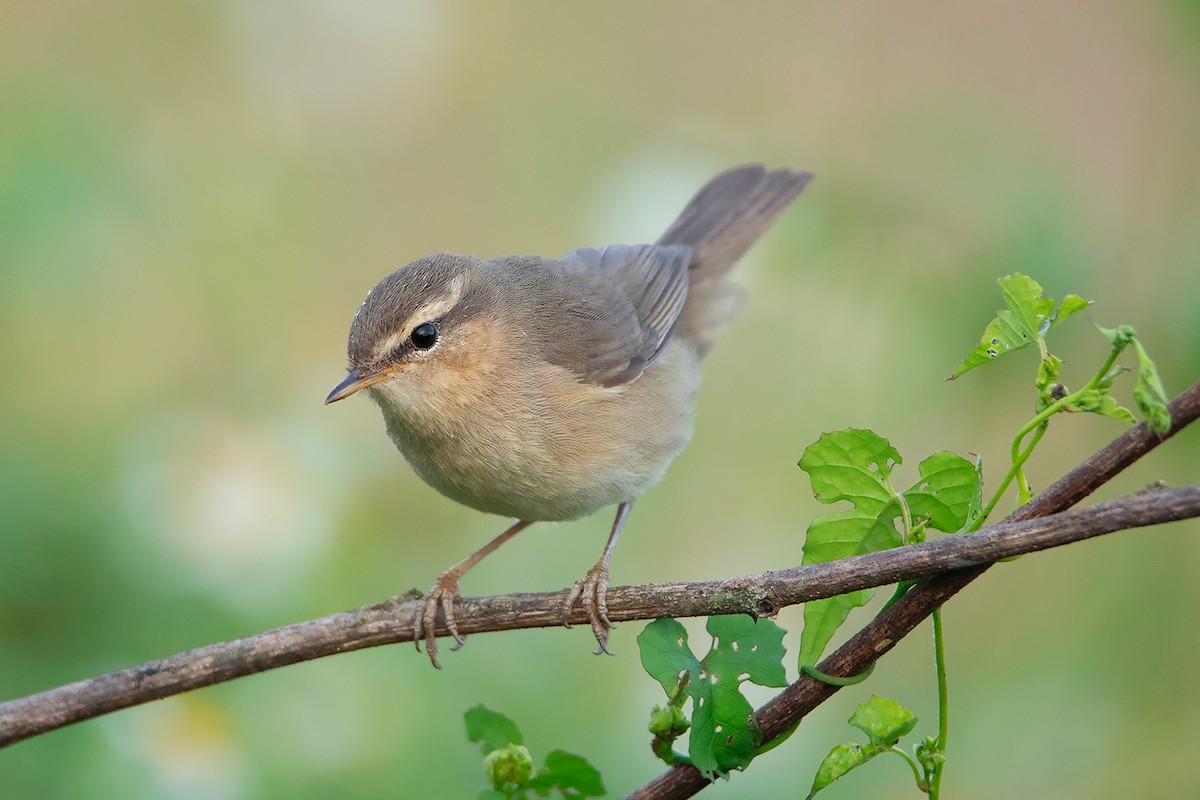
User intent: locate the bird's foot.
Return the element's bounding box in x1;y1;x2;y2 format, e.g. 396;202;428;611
414;571;466;669
564;562;614;655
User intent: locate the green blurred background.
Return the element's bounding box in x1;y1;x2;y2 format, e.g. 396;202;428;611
2;2;1199;797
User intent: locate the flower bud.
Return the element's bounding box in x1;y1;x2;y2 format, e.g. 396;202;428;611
649;704;690;739
484;743;534;789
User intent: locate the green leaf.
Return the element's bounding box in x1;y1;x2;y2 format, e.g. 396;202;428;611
1131;338;1171;433
848;695;918;744
637;616;787;780
799;434;981;667
705;615;788;689
1095;394;1138;425
950;274;1047;378
950;274;1089;379
798;430;904;666
638;618;700;695
902;451;982;534
526;750;606;797
805;696;918;798
687;683;753;777
1000;272;1056;336
466;705;524;754
477;791;508;800
690;617;788;778
798;588;874;669
1077;325;1168;431
800;428;901;507
1060;355;1136;424
806;742;870;799
1050;293;1091;330
695;617;786;778
949;309;1034;378
1098;364;1130;389
1065;389;1136;424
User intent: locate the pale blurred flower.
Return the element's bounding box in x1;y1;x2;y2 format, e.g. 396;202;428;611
120;409;347;611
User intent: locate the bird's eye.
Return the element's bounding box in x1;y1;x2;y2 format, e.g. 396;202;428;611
410;322;439;349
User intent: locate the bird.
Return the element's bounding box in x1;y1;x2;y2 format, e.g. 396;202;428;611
326;164;811;667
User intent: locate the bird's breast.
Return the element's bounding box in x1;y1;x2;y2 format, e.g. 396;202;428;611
373;338;701;521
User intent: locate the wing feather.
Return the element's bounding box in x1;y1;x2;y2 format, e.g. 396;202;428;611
540;244;691;387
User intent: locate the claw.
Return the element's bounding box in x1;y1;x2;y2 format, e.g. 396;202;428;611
565;563;615;655
562;581;584;629
563;501;630;656
408;519;533;669
413;572;464;669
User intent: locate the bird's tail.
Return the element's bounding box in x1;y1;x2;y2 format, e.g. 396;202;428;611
659;164;811;357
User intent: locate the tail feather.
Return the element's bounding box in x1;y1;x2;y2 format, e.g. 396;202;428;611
659;164;811;356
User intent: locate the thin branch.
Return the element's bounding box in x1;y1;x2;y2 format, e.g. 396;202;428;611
2;482;1198;750
628;379;1200;800
3;383;1197;756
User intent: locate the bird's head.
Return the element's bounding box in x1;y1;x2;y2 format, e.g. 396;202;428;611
325;253;500;417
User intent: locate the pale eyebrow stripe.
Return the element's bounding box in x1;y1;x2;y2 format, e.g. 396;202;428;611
370;273;465;361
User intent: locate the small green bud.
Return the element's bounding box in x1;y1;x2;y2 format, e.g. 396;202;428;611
649;704;690;739
484;743;534;789
916;736;944;774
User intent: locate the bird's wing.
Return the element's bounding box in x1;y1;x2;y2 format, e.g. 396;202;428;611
541;244;691;388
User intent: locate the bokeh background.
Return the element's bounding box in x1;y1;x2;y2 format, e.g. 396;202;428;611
3;2;1199;798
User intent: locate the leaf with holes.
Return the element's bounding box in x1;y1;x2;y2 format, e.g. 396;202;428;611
704;615;788;688
950;273;1090;379
692;616;788;778
637;616;787;779
638;618;700;695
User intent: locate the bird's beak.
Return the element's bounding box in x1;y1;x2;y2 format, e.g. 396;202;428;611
325;366;401;404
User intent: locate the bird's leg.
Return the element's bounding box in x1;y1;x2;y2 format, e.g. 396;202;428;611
415;519;532;668
564;500;632;655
